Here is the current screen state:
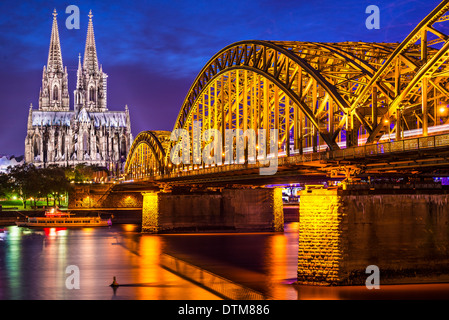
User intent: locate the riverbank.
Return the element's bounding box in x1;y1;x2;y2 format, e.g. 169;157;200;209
0;205;298;227
0;209;142;226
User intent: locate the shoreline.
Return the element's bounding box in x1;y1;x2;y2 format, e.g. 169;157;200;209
0;205;299;227
0;209;142;226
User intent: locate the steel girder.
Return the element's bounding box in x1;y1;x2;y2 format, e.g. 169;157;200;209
129;0;449;176
125;130;171;178
168;40;387;168
358;0;449;143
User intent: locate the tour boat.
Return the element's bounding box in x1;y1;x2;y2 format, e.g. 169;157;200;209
16;207;112;228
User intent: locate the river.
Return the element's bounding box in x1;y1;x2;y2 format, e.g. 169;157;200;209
1;222;448;300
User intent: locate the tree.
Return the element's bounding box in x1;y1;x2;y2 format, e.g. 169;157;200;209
0;172;13;199
8;163;41;209
43;165;71;206
65;164;97;183
6;164;72;209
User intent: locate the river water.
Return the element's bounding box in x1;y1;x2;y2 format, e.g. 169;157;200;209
1;222;448;300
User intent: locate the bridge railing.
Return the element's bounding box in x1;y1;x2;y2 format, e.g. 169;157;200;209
331;133;449;160
155;152;329;180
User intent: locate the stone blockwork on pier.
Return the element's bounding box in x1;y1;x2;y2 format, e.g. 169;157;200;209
297;186;449;285
69;183;143;209
142;188;284;233
297;187;345;285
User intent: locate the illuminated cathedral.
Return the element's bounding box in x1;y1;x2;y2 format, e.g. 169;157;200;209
25;10;133;173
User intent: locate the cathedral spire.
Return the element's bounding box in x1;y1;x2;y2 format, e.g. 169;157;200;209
39;9;69;111
83;10;99;73
76;53;83;88
47;9;63;73
27;104;33;130
74;10;108;112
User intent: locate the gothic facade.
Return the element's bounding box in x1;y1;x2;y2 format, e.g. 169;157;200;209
25;10;133;173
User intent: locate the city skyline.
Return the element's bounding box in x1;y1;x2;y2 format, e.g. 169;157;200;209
0;0;445;156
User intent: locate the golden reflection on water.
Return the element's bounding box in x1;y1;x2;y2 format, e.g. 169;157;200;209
2;223;449;300
136;234;220;300
0;225;221;300
266;234;287;298
264;222;301;299
135;235;161;299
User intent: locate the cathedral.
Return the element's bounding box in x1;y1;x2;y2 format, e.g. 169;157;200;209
25;10;133;173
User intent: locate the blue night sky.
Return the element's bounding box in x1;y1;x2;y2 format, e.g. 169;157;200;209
0;0;443;156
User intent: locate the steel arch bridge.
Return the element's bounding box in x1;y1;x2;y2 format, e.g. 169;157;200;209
125;130;171;179
125;0;449;181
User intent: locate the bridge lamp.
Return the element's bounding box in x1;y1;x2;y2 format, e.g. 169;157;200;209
439;105;448;115
384;119;389;124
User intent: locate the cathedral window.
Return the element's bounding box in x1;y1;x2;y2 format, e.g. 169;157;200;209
33;136;41;159
83;132;89;153
53;85;59;101
89;86;96;102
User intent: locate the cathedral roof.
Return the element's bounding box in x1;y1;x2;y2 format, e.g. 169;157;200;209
77;108;90;122
90;112;128;127
31;110;128;128
32;111;73;126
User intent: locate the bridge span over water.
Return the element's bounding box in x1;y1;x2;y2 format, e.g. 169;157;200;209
75;1;449;286
125;0;449;186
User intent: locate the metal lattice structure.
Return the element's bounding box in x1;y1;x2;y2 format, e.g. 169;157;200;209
126;0;449;179
125;130;171;179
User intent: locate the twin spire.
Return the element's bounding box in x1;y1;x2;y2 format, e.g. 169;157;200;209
42;9;107;112
84;10;99;73
47;9;99;74
47;9;63;73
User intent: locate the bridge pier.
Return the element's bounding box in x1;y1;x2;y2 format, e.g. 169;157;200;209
141;187;284;233
297;185;449;285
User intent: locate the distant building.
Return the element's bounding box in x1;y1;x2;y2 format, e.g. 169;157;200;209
24;10;133;173
0;155;24;173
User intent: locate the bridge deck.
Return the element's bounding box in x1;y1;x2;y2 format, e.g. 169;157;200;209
121;132;449;187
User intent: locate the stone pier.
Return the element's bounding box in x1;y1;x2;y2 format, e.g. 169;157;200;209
142;188;284;233
69;183;144;209
297;185;449;285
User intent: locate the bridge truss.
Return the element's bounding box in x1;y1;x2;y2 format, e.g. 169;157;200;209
126;0;449;181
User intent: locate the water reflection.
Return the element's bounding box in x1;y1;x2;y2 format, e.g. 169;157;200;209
0;225;219;300
1;223;448;300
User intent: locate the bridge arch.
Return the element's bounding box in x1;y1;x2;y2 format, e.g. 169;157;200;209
355;1;449;143
167;40;401;167
126;0;449;177
124;130;171;179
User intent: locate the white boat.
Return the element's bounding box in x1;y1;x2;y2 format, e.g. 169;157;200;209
16;207;112;228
